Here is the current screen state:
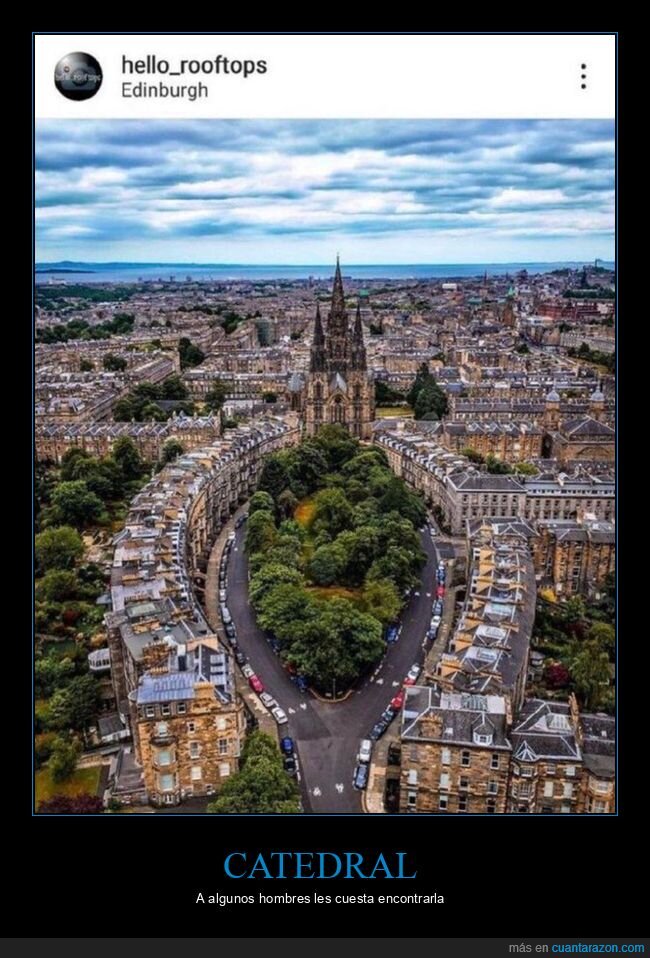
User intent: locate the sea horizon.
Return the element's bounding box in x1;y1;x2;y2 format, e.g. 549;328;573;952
35;259;615;285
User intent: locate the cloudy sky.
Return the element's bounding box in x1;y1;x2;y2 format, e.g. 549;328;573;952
35;119;614;264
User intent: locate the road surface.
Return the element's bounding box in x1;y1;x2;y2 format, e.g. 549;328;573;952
227;524;441;813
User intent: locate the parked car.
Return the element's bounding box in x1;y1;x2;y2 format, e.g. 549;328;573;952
437;585;445;599
386;625;400;644
283;755;297;775
280;737;294;756
271;706;288;725
438;560;445;570
228;636;238;650
249;675;264;694
381;707;396;724
259;692;277;709
407;663;422;682
219;589;227;603
225;622;236;637
358;739;373;764
390;691;404;711
221;605;232;624
228;531;236;541
353;763;369;790
431;615;442;628
295;675;308;692
269;638;281;654
369;720;388;741
235;651;247;666
242;664;255;679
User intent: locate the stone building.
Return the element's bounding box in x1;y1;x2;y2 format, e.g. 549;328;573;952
530;518;615;597
399;687;512;814
303;258;375;439
508;698;583;813
577;712;615;814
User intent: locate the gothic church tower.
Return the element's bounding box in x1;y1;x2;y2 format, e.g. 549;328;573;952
304;257;375;439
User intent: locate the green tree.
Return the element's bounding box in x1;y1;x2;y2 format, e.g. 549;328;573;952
49;737;81;783
311;488;354;537
60;447;93;481
204;381;228;413
255;584;316;642
361;578;402;624
248;491;276;516
588;621;615;658
207;732;300;813
569;640;611;710
37;569;79;603
286;443;329;498
485;454;512;475
35;526;84;573
49;675;100;732
103;353;127;372
277;488;299;520
379;477;426;527
245;510;277;556
309;543;345;586
112;436;145;480
178;337;205;369
250;563;304;606
79;359;94;372
258;454;290;501
313;425;359;470
161;375;189;400
160;439;185;466
50;481;104;528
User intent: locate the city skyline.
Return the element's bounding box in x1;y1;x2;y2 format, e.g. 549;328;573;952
36;119;614;264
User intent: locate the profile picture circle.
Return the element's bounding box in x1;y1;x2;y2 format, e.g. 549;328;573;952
54;52;103;101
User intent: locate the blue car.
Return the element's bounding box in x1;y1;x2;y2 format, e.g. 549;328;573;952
386;626;399;644
280;737;294;756
295;675;308;692
353;763;369;790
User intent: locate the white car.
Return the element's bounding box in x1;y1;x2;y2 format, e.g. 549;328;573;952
241;664;255;679
219;589;227;603
438;560;445;570
407;663;422;682
358;739;373;764
228;531;236;542
260;692;278;709
271;706;288;725
221;606;232;625
432;615;442;628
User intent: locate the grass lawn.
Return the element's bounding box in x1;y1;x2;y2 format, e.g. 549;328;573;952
307;585;363;606
35;765;102;808
294;496;317;527
376;405;414;418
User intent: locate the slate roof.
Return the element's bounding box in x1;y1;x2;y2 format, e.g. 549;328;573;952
511;700;581;762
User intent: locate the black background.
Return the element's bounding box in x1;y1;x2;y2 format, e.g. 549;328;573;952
21;31;643;937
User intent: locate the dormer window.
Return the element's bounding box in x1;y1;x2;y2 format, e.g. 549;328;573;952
473;731;493;746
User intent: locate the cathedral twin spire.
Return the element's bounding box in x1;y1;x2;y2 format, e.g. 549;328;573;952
309;257;366;374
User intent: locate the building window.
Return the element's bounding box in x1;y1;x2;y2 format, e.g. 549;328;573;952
487;780;498;795
215;716;227;731
486;798;496;814
145;706;155;718
156;749;172;767
187;722;195;733
158;773;175;792
439;772;450;790
459;777;469;791
219;762;231;778
461;750;471;767
439;795;448;811
565;765;576;777
563;783;573;799
189;742;201;759
458;795;468;813
543;781;554;798
161;704;171;717
591;799;608;814
218;738;229;755
441;748;451;765
546;764;556;776
190;766;202;782
491;753;500;770
407;791;417;808
560;803;571;814
177;703;186;715
155;722;168;736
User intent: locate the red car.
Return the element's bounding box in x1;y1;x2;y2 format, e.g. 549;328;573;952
390;691;405;710
248;675;264;694
403;676;416;686
436;585;445;598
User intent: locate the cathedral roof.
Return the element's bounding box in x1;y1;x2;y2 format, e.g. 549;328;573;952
330;372;347;393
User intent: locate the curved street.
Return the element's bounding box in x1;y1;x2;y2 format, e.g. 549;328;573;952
226;523;441;813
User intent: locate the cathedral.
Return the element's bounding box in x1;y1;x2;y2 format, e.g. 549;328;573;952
303;257;375;440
